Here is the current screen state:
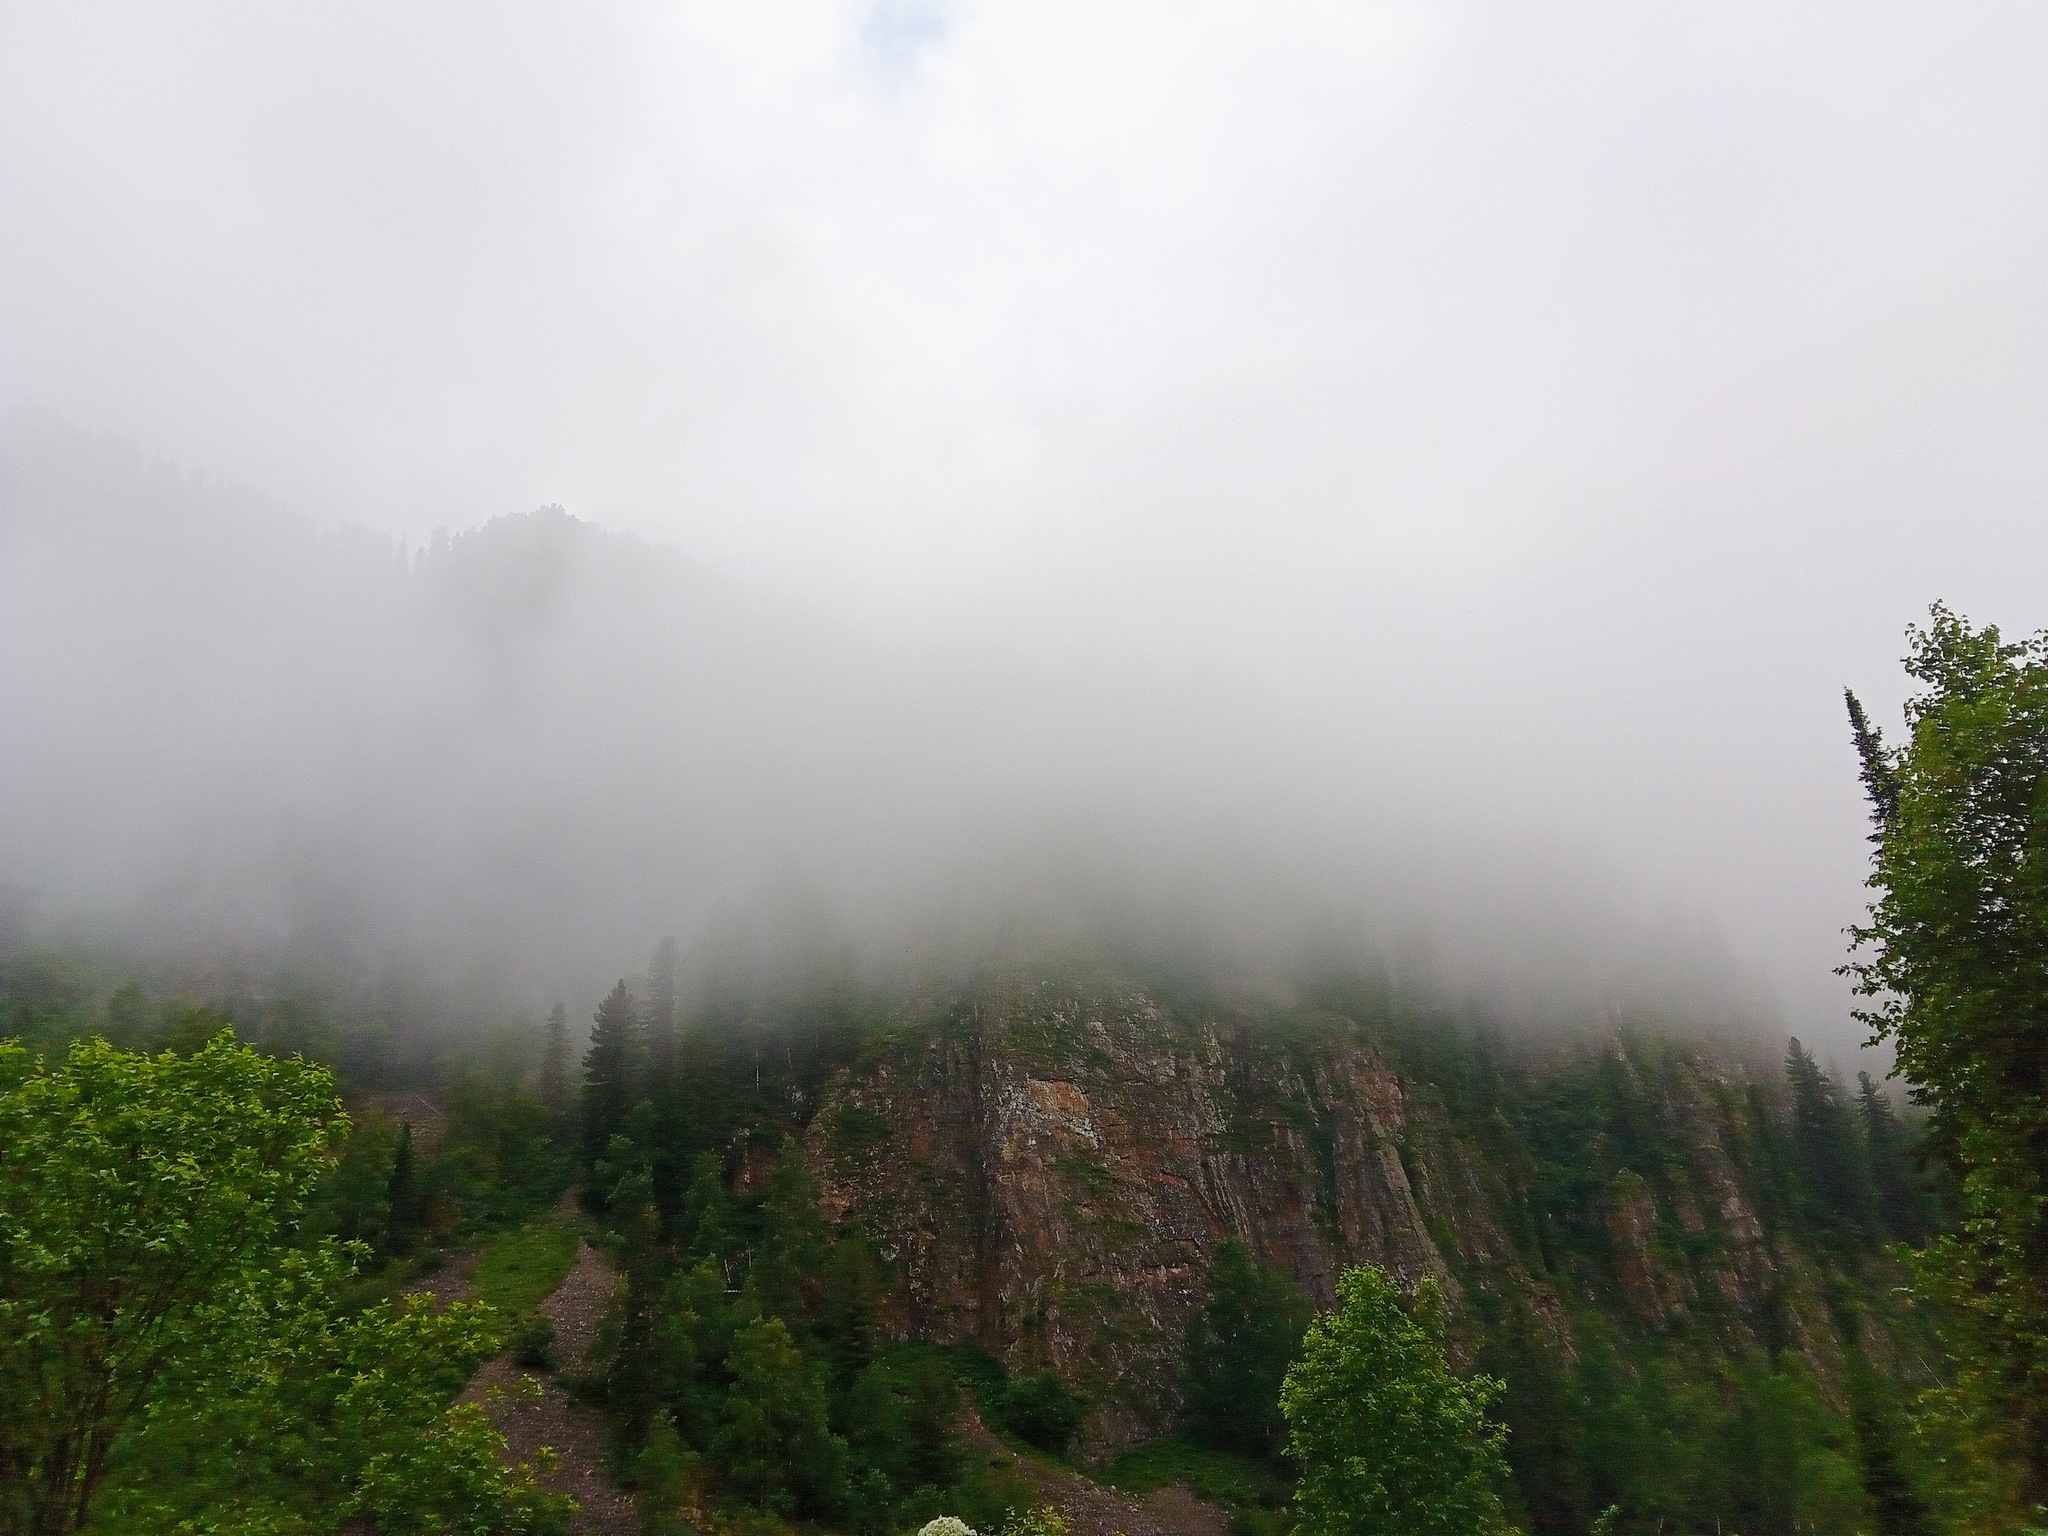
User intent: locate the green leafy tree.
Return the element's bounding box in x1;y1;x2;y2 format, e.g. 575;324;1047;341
1280;1265;1510;1536
1182;1238;1312;1455
308;1113;399;1251
102;1245;570;1534
0;1034;342;1534
0;1033;568;1536
1845;609;2048;1513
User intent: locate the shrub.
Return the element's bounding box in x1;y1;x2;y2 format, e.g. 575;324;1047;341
511;1313;558;1370
993;1373;1089;1458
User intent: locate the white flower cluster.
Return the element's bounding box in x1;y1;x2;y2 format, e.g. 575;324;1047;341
916;1518;976;1536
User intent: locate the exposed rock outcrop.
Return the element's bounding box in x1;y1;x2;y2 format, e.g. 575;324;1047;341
788;976;1835;1451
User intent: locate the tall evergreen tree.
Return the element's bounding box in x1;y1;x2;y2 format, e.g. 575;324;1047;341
582;981;639;1173
680;1151;738;1273
1845;687;1901;834
645;938;680;1092
1856;1072;1924;1245
712;1316;849;1518
1785;1039;1876;1248
750;1138;828;1328
1183;1238;1312;1455
540;1002;569;1124
384;1121;422;1256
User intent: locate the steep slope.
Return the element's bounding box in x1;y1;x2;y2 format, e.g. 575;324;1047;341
770;972;1898;1451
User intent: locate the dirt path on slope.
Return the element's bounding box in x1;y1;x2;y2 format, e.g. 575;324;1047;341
962;1418;1230;1536
460;1233;638;1535
399;1248;480;1309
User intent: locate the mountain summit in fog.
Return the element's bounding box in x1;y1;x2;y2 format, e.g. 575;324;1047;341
1;416;1771;1040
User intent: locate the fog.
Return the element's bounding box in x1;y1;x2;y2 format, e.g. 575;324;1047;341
5;5;2048;1054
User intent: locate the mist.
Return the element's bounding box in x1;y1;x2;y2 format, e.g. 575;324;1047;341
6;5;2048;1057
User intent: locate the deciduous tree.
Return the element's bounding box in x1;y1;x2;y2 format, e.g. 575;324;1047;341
1846;608;2048;1512
1280;1265;1509;1536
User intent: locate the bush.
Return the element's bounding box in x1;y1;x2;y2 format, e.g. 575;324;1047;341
993;1373;1090;1458
511;1312;558;1370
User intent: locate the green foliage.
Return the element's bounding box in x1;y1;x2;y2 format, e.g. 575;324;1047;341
1784;1039;1877;1251
997;1505;1070;1536
0;1032;567;1536
429;1071;574;1235
307;1112;400;1253
472;1219;582;1318
843;1350;966;1492
582;981;639;1180
1280;1267;1510;1536
99;1249;570;1534
1183;1239;1312;1456
635;1412;694;1536
711;1315;849;1517
1101;1432;1295;1519
1846;607;2048;1514
749;1136;829;1327
1857;1072;1931;1246
678;1150;737;1262
0;1033;343;1533
385;1121;424;1255
541;1002;571;1124
989;1371;1090;1459
472;1217;579;1375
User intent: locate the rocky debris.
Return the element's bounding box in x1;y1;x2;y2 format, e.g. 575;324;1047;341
462;1236;637;1535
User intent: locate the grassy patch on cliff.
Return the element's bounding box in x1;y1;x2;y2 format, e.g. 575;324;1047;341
1101;1433;1296;1526
471;1216;581;1317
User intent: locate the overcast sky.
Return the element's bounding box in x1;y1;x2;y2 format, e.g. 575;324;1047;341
5;3;2047;1052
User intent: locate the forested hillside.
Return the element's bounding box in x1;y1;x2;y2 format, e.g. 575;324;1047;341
0;934;1953;1536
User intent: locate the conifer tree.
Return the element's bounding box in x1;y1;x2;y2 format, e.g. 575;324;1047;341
384;1121;422;1255
603;1162;669;1452
540;1001;569;1125
712;1316;849;1517
1183;1238;1312;1454
1785;1039;1876;1248
1856;1072;1924;1245
750;1138;827;1328
582;981;639;1172
642;939;682;1219
821;1233;885;1390
680;1151;738;1270
1845;687;1901;833
645;938;680;1092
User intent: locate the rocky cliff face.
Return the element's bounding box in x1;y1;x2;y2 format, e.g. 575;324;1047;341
789;973;1861;1450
